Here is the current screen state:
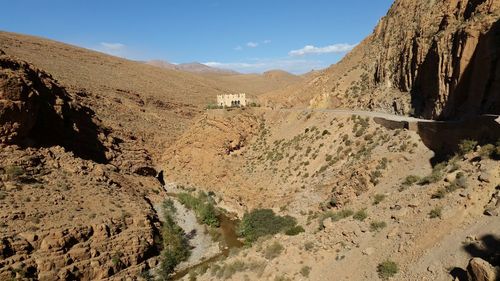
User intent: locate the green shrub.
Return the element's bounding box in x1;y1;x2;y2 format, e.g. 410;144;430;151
274;275;291;281
402;175;420;186
5;165;23;181
300;266;311;277
206;104;223;109
373;194;386;205
212;260;252;279
285;225;305;236
353;209;368;221
370;221;387;232
458;139;477;155
112;251;123;266
263;241;284;260
377;260;398;279
319;209;353;229
479;144;496;159
429;206;442;219
431;188;446;199
178;192;220;227
159;199;191;279
418;163;445;185
370;170;383;185
432;173;467;198
238;209;298;243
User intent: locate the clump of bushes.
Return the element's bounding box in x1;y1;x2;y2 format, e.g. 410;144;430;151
285;225;305;236
402;175;420;186
263;241;284;260
353;209;368;221
238;209;300;243
211;260;266;279
159;199;190;279
300;266;311;277
429;206;442;219
318;209;354;229
432;172;467;199
373;194;386;205
377;260;399;279
370;220;387;232
418;162;446;185
479;139;500;159
177;191;220;227
458;139;478;155
206;104;223;109
4;165;23;181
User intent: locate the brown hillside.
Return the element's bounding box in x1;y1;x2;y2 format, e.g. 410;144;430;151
199;70;304;98
0;31;238;159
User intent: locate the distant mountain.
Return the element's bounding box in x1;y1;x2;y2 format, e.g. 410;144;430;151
146;60;239;75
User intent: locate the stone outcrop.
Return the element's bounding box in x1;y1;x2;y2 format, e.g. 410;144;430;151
372;0;500;119
467;257;498;281
0;51;109;162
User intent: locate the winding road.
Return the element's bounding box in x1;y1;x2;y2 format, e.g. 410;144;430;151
281;108;500;124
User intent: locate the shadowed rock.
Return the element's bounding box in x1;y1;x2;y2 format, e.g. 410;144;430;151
0;51;109;163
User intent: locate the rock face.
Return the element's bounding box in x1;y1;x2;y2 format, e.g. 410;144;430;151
467;257;498;281
303;0;500;120
0;51;108;162
372;0;500;119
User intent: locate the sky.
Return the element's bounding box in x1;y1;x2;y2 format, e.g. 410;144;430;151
0;0;394;74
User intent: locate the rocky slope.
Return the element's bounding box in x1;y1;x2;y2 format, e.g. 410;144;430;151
0;51;169;280
266;0;500;120
162;107;500;281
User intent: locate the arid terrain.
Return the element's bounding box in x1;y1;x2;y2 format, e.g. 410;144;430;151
1;0;499;281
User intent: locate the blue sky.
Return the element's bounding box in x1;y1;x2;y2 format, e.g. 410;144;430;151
0;0;393;74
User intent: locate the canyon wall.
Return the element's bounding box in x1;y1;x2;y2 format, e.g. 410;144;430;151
302;0;500;120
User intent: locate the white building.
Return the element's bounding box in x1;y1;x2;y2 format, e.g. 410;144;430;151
217;93;247;107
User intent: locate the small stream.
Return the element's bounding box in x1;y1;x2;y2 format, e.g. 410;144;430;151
164;192;243;280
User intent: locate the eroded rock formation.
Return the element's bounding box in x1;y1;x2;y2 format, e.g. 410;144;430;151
302;0;499;120
373;0;500;119
0;51;109;162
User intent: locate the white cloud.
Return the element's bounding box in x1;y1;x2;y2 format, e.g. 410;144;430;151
263;39;271;44
92;42;129;57
246;42;259;48
289;43;357;56
234;45;243;51
204;58;327;74
100;42;126;51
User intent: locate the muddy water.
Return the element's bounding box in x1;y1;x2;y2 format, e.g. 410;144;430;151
165;193;243;280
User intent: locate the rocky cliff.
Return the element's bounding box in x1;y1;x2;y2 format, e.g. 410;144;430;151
0;51;110;162
306;0;500;120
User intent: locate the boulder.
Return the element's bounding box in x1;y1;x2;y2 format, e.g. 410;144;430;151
467;257;498;281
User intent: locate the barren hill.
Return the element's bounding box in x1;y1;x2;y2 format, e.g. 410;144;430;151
202;70;305;98
0;31;241;158
264;0;500;120
145;60;305;96
146;60;239;75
